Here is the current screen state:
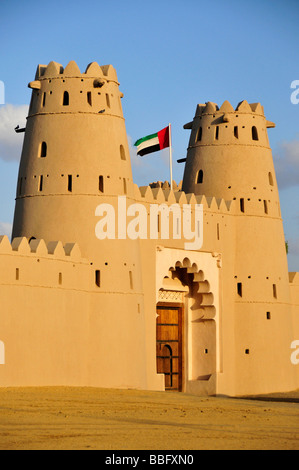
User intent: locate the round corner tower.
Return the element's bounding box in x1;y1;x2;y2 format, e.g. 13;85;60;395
11;60;151;390
182;99;296;395
13;60;134;249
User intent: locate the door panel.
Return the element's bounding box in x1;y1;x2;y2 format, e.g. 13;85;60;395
156;305;183;391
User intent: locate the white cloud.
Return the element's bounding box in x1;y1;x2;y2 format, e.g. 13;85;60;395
0;104;28;162
0;222;12;239
274;140;299;189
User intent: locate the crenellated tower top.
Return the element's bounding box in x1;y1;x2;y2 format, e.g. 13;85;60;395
12;60;134;263
183;99;275;152
182;99;278;202
27;60;123;118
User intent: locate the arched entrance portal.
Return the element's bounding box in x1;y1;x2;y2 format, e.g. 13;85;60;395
156;249;220;395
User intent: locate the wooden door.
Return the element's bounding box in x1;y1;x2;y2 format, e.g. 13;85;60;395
156;304;183;391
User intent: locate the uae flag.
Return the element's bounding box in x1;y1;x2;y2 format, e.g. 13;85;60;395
134;126;170;156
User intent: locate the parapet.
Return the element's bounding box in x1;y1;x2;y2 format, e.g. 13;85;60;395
27;60;123;118
134;183;235;214
31;60;119;84
184;99;275;129
0;235;87;262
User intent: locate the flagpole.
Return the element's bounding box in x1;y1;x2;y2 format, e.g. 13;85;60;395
169;123;173;191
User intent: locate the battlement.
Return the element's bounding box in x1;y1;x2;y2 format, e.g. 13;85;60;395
183;99;275;152
32;60;119;83
0;235;86;262
184;100;275;126
27;60;123;118
134;183;235;214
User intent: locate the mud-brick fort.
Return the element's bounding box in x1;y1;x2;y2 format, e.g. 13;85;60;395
0;60;298;397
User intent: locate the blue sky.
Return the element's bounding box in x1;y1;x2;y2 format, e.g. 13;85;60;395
0;0;298;270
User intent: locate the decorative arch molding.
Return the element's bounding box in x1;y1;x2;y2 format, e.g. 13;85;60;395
156;246;222;391
156;247;220;316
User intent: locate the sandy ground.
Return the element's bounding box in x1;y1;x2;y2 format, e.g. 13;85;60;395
0;387;298;450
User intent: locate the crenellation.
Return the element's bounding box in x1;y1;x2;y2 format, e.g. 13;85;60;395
12;237;31;254
29;238;48;255
219;100;235;113
0;236;87;261
43;61;64;78
63;60;81;77
85;62;104;77
150;187;165;202
47;240;66;257
0;235;12;253
64;242;81;259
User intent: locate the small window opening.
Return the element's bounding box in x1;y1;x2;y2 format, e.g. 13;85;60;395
87;91;92;106
99;175;104;193
252;126;259;141
215;126;219;140
95;270;101;287
129;271;133;289
240;198;245;213
40;142;47;158
237;282;243;297
266;312;271;320
196;169;203;184
273;284;277;299
16;268;19;281
59;273;62;285
264;200;268;214
42;92;46;107
245;349;250;355
63;91;69;106
234;126;239;139
268;172;274;186
217;223;220;240
68;175;72;192
204;349;209;354
197;126;202;142
120;145;126;160
106;94;110;108
123;178;127;195
39;175;43;192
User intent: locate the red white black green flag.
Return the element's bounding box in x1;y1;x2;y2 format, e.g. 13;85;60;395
134;126;170;156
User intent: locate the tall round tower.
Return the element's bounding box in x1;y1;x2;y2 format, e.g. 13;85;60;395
12;61;155;390
182;100;296;395
13;60;134;255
